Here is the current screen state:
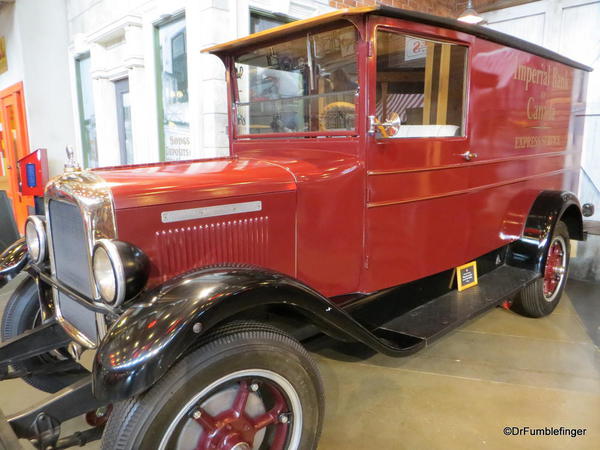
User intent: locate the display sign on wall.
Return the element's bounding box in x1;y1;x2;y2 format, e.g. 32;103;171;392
0;37;7;74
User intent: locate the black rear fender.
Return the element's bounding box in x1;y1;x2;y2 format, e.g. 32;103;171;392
508;191;583;273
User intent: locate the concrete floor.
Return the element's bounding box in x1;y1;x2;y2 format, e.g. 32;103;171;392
1;276;599;450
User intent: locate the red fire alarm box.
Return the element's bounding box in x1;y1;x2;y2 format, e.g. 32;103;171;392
18;148;49;197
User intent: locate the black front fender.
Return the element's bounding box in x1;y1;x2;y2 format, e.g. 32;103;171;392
93;266;413;402
0;238;27;291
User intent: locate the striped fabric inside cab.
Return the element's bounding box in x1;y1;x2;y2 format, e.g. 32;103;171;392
376;93;424;122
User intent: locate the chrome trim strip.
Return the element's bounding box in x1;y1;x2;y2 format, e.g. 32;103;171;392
45;170;118;348
161;201;263;224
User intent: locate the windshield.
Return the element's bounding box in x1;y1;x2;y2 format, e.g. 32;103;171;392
234;25;358;136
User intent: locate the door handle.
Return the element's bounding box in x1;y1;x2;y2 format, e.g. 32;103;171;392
458;151;478;161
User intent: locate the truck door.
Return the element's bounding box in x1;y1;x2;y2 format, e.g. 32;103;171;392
363;20;473;292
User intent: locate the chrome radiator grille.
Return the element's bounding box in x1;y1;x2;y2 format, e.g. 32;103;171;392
45;170;117;348
48;199;98;344
48;200;93;296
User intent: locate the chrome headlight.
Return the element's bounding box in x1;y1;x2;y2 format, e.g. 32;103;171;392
25;216;47;264
92;239;149;305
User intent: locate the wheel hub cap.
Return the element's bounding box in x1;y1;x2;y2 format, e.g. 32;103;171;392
543;239;565;298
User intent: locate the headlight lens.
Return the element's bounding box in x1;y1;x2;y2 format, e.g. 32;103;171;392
92;244;119;303
92;239;149;306
25;216;46;264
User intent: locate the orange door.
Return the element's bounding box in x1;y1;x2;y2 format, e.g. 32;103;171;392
0;83;32;233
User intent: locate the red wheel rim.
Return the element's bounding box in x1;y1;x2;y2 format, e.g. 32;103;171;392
543;237;566;299
193;380;290;450
161;373;298;450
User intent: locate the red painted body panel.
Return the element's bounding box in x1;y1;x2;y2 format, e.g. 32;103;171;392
115;191;297;289
94;157;296;209
233;143;365;297
91;13;587;300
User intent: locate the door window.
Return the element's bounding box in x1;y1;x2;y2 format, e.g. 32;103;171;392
375;30;467;138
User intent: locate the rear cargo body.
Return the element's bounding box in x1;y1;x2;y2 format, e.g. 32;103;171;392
361;14;586;292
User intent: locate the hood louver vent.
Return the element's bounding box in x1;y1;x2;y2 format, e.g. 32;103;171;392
156;217;270;282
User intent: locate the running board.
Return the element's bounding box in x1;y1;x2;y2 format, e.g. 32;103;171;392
373;265;539;352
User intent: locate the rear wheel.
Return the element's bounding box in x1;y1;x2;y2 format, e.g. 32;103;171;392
102;321;324;450
512;221;570;317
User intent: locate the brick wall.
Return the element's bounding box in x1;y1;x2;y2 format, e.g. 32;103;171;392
329;0;457;17
329;1;538;17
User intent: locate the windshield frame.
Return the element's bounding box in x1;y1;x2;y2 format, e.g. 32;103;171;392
230;21;363;140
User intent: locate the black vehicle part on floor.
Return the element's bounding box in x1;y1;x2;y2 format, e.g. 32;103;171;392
7;376;107;441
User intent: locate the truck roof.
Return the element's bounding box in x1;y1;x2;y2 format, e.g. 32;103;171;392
203;5;592;72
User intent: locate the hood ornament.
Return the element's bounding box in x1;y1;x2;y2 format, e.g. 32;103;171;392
64;145;82;173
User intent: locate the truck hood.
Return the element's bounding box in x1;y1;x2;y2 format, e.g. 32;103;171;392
93;157;296;210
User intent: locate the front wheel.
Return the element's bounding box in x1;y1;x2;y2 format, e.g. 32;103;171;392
512;221;570;317
102;321;324;450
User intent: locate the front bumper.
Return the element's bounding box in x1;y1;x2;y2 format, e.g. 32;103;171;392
0;239;27;291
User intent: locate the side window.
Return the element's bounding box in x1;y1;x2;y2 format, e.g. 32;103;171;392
375;30;467;138
235;25;358;136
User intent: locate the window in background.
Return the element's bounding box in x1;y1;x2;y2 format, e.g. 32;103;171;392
376;30;467;138
75;55;98;168
155;16;189;161
115;78;133;165
250;10;292;33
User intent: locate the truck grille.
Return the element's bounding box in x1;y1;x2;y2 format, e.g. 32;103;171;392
48;199;98;343
48;200;93;295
